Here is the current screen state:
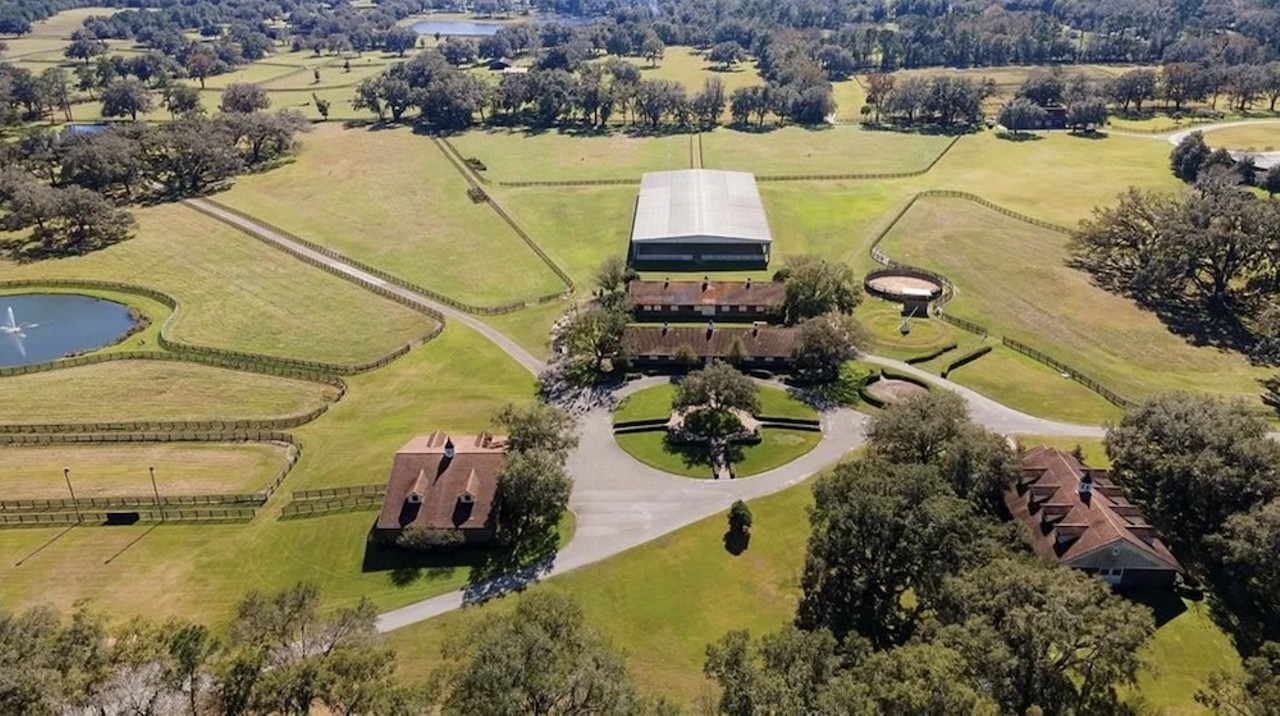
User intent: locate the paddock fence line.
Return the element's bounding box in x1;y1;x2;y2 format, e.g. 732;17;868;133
0;493;265;512
864;192;1147;408
280;495;383;519
1001;337;1135;408
0;278;436;381
0;507;256;528
0;409;331;434
430;137;578;293
188;198;568;315
292;484;385;501
0;430;295;446
754;134;962;183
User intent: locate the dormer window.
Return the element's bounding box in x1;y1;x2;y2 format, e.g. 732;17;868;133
444;438;455;459
406;492;423;505
459;492;475;505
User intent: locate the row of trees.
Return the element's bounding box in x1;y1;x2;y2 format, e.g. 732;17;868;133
705;391;1157;714
352;48;836;132
0;580;673;715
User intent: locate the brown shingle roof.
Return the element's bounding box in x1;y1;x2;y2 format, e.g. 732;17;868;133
375;431;507;533
1006;447;1182;572
627;279;786;309
623;324;797;359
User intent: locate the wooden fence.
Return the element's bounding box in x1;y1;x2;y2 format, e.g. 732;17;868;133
1001;337;1135;408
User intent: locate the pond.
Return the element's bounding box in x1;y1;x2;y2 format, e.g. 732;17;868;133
411;15;592;36
0;294;139;368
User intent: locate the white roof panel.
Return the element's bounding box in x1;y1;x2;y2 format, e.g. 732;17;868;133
631;170;772;245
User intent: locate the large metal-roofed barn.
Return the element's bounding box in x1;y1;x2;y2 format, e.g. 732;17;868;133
629;169;773;268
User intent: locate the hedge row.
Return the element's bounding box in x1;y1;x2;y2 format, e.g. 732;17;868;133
905;342;958;365
940;345;994;378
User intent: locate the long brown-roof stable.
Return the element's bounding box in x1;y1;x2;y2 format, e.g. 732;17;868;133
1007;446;1182;573
627;279;786;310
623;324;797;360
375;431;507;534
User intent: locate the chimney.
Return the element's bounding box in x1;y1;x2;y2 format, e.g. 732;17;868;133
1078;473;1092;501
752;322;760;336
745;277;752;289
444;437;455;459
706;320;715;339
662;321;669;335
663;276;669;288
702;275;709;291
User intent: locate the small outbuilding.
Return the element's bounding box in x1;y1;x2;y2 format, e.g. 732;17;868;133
373;431;508;544
487;57;515;70
629;170;773;269
1006;446;1182;587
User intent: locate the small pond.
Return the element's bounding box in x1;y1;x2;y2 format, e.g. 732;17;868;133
411;15;592;36
0;294;139;368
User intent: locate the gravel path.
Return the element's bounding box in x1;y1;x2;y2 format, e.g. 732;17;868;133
189;199;1108;632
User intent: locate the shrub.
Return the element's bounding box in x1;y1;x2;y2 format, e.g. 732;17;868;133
396;527;465;550
729;500;753;535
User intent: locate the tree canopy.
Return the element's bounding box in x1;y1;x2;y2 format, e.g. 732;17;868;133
674;361;760;415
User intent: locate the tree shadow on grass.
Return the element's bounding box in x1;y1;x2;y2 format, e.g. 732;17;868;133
995;130;1043;142
1120;587;1190;629
362;530;560;604
1141;293;1255;355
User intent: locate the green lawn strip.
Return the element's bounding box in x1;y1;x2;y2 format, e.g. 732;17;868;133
877;195;1272;406
1123;594;1244;715
494;185;636;288
0;443;290;499
613;383;677;424
701;125;956;177
216;123;567;307
0;360;339;425
0;203;433;365
0;323;538;623
385;481;813;707
945;345;1122;425
448;129;690;183
1197;123;1280;152
476;298;569;362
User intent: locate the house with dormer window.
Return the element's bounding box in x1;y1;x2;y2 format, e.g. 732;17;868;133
1005;446;1183;587
373;430;507;544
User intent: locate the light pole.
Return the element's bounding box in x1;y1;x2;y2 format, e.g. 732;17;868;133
149;466;164;523
63;467;81;524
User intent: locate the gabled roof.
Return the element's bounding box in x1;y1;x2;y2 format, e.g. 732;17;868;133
1006;446;1182;573
376;431;507;532
623;324;797;359
627;278;786;309
631;170;772;245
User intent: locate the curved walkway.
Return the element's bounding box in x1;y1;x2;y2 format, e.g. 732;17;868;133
187;198;1107;631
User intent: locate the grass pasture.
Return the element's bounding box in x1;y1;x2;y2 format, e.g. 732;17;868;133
0;203;433;364
0;361;338;425
0;7;118;58
1201;122;1280;152
0;323;537;623
449;130;692;183
701;125;956;176
0;443;290;499
878;196;1270;409
217;123;568;307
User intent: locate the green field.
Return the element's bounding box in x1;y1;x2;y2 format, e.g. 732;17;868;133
448;130;691;182
0;361;338;424
701;125;956;176
217;123;569;307
0;323;538;622
0;443;290;498
878;196;1271;408
0;203;433;364
1201;123;1280;151
947;345;1123;424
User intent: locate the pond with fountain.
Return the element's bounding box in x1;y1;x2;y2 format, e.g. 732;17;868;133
0;293;140;368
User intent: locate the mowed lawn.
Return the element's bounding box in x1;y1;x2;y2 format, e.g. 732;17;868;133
0;324;537;624
0;443;291;499
879;197;1272;406
1200;122;1280;151
919;130;1182;226
448;130;691;183
701;125;956;176
0;361;338;424
217;123;568;307
0;203;433;364
946;345;1123;425
0;7;117;58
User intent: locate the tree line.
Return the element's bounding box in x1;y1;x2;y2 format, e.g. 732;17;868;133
0;96;306;260
704;390;1157;715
